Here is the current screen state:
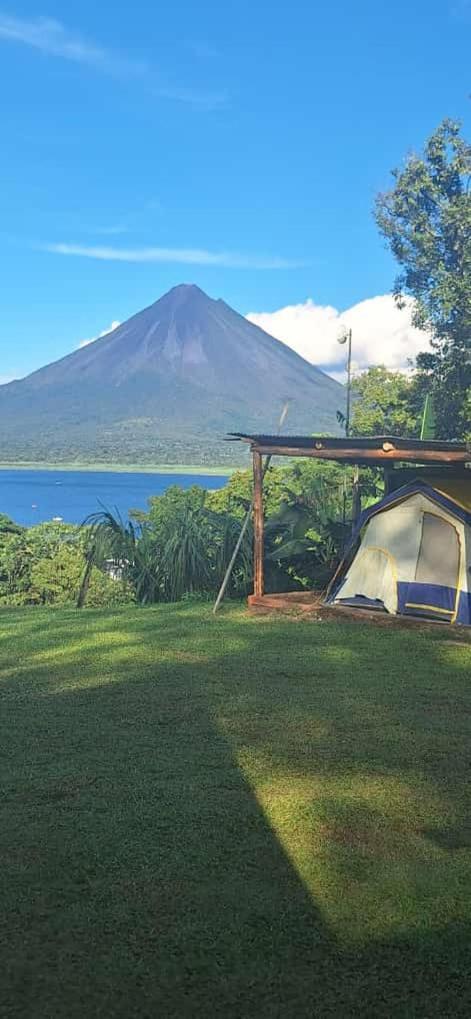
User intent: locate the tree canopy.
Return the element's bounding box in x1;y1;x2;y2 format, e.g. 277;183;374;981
350;366;422;437
375;119;471;439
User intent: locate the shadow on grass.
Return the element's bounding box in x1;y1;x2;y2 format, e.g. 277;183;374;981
1;607;471;1017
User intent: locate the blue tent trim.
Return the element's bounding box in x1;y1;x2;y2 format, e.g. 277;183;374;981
397;581;458;623
457;591;471;626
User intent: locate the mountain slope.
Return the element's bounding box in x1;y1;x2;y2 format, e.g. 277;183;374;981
0;285;344;465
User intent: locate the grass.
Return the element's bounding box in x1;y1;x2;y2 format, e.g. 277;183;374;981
1;603;470;1017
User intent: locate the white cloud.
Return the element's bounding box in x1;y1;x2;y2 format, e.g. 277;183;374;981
78;320;121;348
43;242;299;270
0;374;15;385
247;294;431;377
0;13;225;107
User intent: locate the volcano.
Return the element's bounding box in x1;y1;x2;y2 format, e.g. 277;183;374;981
0;284;344;465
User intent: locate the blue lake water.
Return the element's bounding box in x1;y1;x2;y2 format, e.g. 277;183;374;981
0;469;228;527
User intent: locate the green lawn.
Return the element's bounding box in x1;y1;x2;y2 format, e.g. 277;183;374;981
1;605;470;1018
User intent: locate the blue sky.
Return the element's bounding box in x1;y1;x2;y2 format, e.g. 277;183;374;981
0;0;469;381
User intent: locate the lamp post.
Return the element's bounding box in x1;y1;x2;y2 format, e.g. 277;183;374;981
337;328;361;527
337;327;352;436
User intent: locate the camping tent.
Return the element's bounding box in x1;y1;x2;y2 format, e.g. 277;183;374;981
326;476;471;626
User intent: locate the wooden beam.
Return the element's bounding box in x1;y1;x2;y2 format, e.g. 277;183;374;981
251;445;469;464
253;450;264;598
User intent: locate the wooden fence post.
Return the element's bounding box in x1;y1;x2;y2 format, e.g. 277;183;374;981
253;450;264;597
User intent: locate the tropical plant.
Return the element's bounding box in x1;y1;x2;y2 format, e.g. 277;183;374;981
79;509;150;606
81;487;253;606
262;459;376;590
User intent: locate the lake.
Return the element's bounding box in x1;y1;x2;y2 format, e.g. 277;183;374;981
0;469;228;527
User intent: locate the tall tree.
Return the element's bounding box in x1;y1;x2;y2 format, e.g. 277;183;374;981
350;366;421;437
375;119;471;439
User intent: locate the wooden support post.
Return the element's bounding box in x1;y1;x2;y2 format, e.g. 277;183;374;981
253;449;264;597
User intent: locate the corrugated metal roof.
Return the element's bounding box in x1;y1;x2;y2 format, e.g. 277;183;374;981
229;433;469;452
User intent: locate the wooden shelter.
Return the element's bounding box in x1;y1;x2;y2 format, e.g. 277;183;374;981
230;433;470;602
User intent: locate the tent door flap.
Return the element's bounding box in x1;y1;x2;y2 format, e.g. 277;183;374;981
401;512;460;623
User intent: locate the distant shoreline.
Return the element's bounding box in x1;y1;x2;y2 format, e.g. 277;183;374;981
0;462;237;477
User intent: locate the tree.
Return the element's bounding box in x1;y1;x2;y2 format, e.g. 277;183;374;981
206;467;290;519
375;119;471;439
0;520;78;604
0;518;132;607
30;544;89;604
350;366;422;437
0;514;24;537
464;387;471;443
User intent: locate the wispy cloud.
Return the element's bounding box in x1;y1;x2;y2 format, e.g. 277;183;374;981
0;13;134;71
0;13;226;107
42;242;300;270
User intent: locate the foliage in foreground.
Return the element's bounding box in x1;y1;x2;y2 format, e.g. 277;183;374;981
85;460;371;606
0;517;133;607
0;459;379;608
